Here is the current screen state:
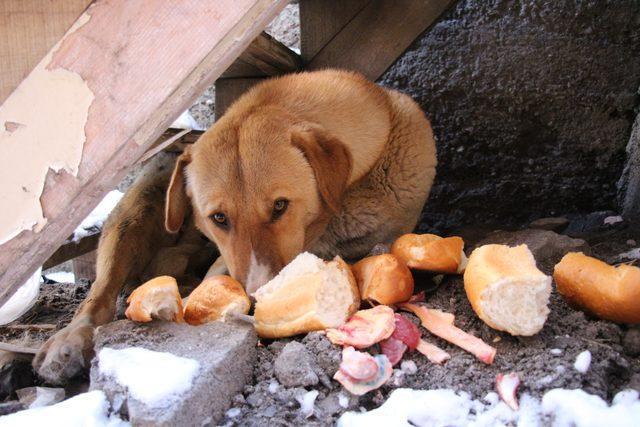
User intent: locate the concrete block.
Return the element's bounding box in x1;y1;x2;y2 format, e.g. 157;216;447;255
90;319;257;426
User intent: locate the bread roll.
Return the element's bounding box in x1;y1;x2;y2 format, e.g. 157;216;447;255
253;252;360;339
464;244;551;336
391;233;467;274
553;252;640;324
125;276;184;323
352;254;414;305
183;275;250;325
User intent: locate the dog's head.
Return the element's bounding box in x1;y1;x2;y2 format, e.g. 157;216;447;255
165;107;352;294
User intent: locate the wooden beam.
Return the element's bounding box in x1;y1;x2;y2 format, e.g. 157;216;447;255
73;250;96;282
0;0;92;104
215;78;265;120
222;32;303;78
0;0;288;305
305;0;456;81
42;232;100;270
299;0;370;63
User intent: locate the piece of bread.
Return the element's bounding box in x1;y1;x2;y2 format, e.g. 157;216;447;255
125;276;184;323
253;252;360;339
183;275;251;325
463;244;551;336
352;254;414;305
553;252;640;324
391;233;467;274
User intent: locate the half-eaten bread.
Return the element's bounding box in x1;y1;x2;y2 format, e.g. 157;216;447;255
391;233;467;274
183;275;251;325
253;252;360;338
352;254;414;305
125;276;184;323
464;244;551;336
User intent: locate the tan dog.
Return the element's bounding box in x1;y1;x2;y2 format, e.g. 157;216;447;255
33;69;436;383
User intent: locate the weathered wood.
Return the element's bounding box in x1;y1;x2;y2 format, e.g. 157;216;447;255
42;232;100;269
0;0;92;104
299;0;370;63
0;0;288;305
5;324;56;331
306;0;456;80
215;78;265;120
222;32;303;78
0;342;38;355
72;250;96;282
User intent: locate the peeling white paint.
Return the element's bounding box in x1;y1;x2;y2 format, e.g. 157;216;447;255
0;13;94;245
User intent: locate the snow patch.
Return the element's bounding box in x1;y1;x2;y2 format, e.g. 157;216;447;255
296;390;319;418
97;347;199;409
170;110;204;131
550;348;562;355
1;390;128;427
44;271;75;283
338;393;349;409
400;360;417;375
0;267;41;325
338;387;640;427
574;350;591;373
73;190;123;242
603;215;623;225
618;247;640;260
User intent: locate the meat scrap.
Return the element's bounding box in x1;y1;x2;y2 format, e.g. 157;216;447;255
416;339;451;364
399;303;496;364
496;372;520;411
379;314;421;365
334;346;393;395
326;305;395;348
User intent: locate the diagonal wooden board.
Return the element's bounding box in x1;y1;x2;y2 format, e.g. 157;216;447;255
304;0;457;81
0;0;288;305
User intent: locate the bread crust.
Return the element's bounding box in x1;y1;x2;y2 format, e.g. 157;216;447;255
352;254;414;305
254;256;360;338
183;275;250;325
391;233;464;273
125;275;184;323
554;252;640;324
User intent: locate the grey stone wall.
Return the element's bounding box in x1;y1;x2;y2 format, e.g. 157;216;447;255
380;0;640;232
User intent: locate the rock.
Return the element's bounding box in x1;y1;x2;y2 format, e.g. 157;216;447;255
627;373;640;392
476;229;589;271
301;332;341;378
90;319;256;426
623;328;640;357
274;342;319;388
0;401;24;416
0;352;35;400
565;211;618;237
529;217;569;232
16;386;65;408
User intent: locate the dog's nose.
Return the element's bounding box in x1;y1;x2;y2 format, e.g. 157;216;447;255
244;251;274;296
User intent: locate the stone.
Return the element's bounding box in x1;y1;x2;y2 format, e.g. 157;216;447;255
90;319;256;426
301;332;341;379
0;401;23;416
476;229;589;271
274;341;319;388
16;386;65;408
529;217;569;232
623;328;640;357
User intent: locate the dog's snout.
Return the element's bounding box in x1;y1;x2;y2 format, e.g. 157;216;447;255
244;251;275;295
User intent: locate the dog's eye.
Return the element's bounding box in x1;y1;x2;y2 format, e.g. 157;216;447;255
210;212;228;228
272;198;289;221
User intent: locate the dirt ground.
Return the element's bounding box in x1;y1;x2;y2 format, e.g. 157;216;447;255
1;214;639;425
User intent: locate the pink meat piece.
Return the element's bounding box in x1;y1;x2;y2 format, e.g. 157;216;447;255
379;336;408;366
392;314;421;350
416;338;451;364
326;305;396;348
338;347;379;381
399;303;497;364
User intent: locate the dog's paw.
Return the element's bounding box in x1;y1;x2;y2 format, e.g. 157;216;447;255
33;319;95;385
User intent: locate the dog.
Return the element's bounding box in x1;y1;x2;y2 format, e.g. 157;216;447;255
33;69;437;384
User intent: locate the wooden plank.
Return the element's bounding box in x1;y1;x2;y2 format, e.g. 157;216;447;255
215;78;265;120
222;32;303;78
306;0;456;81
0;0;92;104
0;0;288;305
299;0;371;63
42;232;100;269
73;250;97;282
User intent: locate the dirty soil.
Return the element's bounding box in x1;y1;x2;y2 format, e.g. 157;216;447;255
1;216;639;425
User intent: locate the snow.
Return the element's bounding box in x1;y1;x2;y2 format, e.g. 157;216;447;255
542;389;640;427
226;408;241;418
603;215;623;225
296;390;319;418
0;390;128;427
618;247;640;260
268;380;279;394
0;267;41;325
43;271;75;283
338;387;640;427
73;190;123;242
97;347;199;409
400;360;417;375
550;348;562;355
338;393;349;409
573;350;591;373
170;110;204;131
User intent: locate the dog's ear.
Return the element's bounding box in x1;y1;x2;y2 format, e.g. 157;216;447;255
291;124;353;214
165;146;192;233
